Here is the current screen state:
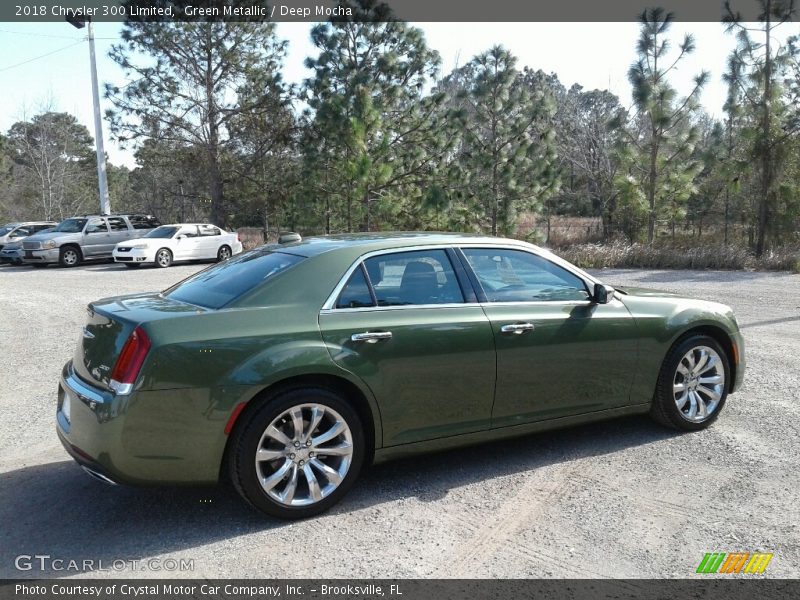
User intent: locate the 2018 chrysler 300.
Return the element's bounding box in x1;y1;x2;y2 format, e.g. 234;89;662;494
56;233;744;518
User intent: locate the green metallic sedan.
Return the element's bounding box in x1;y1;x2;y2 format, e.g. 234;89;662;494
57;233;745;518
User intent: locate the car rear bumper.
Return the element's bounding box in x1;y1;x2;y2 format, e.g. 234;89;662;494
57;361;228;485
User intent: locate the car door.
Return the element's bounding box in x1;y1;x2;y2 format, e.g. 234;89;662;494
318;248;497;447
81;217;110;257
458;247;640;428
197;225;222;258
173;225;201;260
106;217;132;252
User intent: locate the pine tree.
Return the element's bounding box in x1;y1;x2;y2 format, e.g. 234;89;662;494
105;19;289;227
724;0;798;255
445;46;559;236
303;0;453;232
620;9;709;243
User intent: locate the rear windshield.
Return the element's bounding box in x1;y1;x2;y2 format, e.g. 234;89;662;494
164;249;303;309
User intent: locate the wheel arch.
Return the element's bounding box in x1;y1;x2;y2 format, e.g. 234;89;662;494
669;324;738;387
220;372;379;480
60;243;82;257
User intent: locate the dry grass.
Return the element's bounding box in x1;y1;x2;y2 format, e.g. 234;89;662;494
236;227;265;251
518;214;603;246
557;240;800;272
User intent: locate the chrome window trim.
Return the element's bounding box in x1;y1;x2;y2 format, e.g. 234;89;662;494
320;241;600;312
321;302;478;315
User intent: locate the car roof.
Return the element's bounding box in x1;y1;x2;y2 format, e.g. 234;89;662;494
159;223;221;227
3;221;56;227
276;232;540;258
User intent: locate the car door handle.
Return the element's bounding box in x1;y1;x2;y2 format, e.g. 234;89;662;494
350;331;393;343
500;322;535;335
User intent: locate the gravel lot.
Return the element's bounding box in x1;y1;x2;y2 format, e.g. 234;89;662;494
0;262;798;579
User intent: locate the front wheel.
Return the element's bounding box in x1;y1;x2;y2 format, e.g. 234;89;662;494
217;245;232;262
59;246;81;268
650;334;730;431
228;388;365;519
154;248;172;268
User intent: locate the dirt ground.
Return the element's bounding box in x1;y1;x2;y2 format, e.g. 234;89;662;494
0;263;797;578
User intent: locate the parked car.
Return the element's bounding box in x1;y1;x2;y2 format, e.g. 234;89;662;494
57;233;745;519
0;221;57;258
0;226;56;265
112;223;243;268
22;214;160;267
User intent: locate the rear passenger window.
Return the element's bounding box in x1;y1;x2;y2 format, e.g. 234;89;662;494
364;249;464;306
107;217;128;231
199;225;221;236
336;266;375;309
129;215;160;230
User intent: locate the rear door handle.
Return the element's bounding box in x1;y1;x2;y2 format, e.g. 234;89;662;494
351;331;393;343
500;322;535;335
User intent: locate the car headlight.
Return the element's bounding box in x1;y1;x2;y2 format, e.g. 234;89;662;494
42;240;57;249
130;243;149;249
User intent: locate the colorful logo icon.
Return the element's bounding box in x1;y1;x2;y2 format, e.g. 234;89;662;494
697;552;773;574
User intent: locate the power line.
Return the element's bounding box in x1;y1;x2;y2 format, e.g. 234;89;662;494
0;41;84;73
0;28;83;40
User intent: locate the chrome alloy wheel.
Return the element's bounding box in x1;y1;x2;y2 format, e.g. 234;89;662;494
156;249;171;267
254;403;354;507
673;345;725;422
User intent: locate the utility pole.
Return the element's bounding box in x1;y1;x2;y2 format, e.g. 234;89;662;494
66;14;111;215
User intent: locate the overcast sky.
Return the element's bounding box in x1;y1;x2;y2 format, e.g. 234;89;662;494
1;21;798;168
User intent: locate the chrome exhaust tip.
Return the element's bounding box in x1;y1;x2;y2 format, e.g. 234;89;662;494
81;465;118;486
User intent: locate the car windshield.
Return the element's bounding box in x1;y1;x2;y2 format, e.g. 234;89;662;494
144;226;179;239
0;226;13;236
164;249;304;309
53;218;87;233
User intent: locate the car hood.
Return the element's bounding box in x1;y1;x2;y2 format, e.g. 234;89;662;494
116;238;163;247
26;231;80;242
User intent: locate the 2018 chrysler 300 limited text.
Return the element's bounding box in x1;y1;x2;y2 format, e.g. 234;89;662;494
57;233;745;518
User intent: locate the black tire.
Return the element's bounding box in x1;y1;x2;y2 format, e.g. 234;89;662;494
650;334;730;431
154;248;172;268
123;263;141;269
217;245;232;262
228;387;365;519
58;246;82;268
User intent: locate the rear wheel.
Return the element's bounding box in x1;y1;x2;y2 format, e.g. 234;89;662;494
59;246;81;268
228;387;364;519
154;248;172;268
650;334;730;431
217;245;232;262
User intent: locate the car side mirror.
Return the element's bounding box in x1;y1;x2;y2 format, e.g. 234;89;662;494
592;283;615;304
177;235;185;240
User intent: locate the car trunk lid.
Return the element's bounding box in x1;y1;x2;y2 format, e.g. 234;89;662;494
73;293;208;390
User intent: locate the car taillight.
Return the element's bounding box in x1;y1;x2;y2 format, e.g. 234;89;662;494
110;326;151;395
